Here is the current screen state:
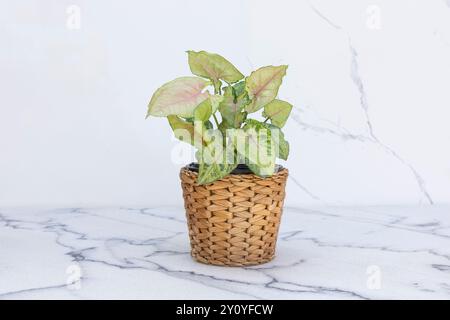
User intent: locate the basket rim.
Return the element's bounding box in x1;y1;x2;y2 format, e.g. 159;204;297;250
184;162;285;175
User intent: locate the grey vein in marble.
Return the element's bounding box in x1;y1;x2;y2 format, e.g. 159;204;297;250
0;206;449;299
300;1;435;205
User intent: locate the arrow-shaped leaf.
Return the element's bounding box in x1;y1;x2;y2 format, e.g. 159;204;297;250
262;99;292;128
245;65;287;113
193;98;212;122
270;125;289;160
147;77;210;118
187;50;244;93
167;115;203;147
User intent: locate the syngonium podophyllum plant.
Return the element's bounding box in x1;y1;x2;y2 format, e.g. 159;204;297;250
146;50;292;185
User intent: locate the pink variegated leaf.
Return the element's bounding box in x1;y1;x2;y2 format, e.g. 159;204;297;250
245;65;287;113
147;77;210;118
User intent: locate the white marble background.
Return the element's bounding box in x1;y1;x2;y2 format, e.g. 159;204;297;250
1;0;449;207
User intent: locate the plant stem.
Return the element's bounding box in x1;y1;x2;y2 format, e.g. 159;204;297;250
263;117;270;123
213;114;220;127
214;82;222;95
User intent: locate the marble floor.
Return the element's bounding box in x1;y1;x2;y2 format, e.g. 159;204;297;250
0;205;449;299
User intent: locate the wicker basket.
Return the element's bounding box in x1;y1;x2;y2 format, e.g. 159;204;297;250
180;165;288;266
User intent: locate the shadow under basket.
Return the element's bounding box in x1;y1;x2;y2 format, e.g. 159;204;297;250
179;164;289;266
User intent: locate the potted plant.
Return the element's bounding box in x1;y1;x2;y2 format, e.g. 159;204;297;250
146;50;292;266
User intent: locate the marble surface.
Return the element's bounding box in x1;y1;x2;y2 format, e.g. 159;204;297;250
1;205;449;299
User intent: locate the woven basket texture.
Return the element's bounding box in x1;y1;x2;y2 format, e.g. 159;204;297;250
180;166;288;266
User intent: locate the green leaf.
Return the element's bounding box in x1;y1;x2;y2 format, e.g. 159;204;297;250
167;115;203;147
209;94;224;113
193;99;215;144
196;130;237;184
204;120;213;130
245;65;288;113
198;162;237;185
271;125;289;160
193;99;212;122
231;121;276;177
187;50;244;93
218;86;249;129
243;119;289;160
232;81;246;97
262;99;292;128
147;77;210;118
243;118;267;130
191;95;222;122
246;127;276;177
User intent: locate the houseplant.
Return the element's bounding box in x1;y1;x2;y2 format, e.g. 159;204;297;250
146;50;292;266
